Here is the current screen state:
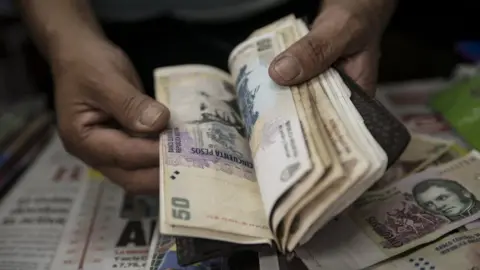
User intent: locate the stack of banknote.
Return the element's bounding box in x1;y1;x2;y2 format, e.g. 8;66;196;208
147;121;480;269
154;15;411;253
297;135;480;270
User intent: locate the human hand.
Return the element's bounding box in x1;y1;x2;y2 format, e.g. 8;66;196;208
269;0;397;95
52;39;170;194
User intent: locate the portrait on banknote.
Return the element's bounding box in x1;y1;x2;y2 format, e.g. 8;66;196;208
413;179;480;222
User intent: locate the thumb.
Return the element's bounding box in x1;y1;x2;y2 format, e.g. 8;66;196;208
104;80;170;133
269;11;352;86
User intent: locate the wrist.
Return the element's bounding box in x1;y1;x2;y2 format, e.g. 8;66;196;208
49;28;116;75
48;24;106;61
18;0;107;64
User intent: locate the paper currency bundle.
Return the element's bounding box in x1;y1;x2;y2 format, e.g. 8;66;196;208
155;15;402;252
298;149;480;270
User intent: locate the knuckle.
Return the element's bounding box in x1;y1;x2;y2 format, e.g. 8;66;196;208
110;144;139;170
112;154;137;170
345;12;369;39
83;71;112;96
327;5;364;29
121;95;149;120
330;6;372;42
301;35;332;68
121;95;137;118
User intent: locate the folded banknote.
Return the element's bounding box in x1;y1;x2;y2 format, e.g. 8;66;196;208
297;150;480;269
154;14;411;265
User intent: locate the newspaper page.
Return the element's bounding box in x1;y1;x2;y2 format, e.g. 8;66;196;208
0;134;90;270
50;178;158;270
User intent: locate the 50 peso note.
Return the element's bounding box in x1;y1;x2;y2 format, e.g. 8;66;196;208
156;21;316;248
156;65;272;244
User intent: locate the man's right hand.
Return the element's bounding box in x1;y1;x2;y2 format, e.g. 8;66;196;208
52;38;170;194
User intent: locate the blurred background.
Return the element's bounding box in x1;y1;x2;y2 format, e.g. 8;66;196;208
1;1;479;104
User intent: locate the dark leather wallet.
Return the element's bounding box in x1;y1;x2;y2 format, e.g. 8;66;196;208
175;70;411;266
335;67;411;168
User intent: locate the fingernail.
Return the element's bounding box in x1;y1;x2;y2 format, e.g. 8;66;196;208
139;103;164;127
273;55;301;81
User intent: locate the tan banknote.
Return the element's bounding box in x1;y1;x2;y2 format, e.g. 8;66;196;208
370;134;455;190
251;16;375;251
155;65;272;243
228;29;315;228
296;151;480;270
260;16;342;247
466;218;480;231
429;142;470;167
296;58;388;247
241;17;372;251
272;59;334;246
368;227;480;270
275;81;338;250
284;76;373;251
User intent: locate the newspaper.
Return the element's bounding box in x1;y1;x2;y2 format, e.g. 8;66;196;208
0;134;90;270
50;179;158;270
0;132;158;270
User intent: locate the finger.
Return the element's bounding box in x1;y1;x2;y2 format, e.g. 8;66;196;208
99;166;159;195
101;74;170;133
339;48;380;96
269;8;355;86
66;124;160;169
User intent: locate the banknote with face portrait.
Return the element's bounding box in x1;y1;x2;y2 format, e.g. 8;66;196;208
296;151;480;270
367;227;480;270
